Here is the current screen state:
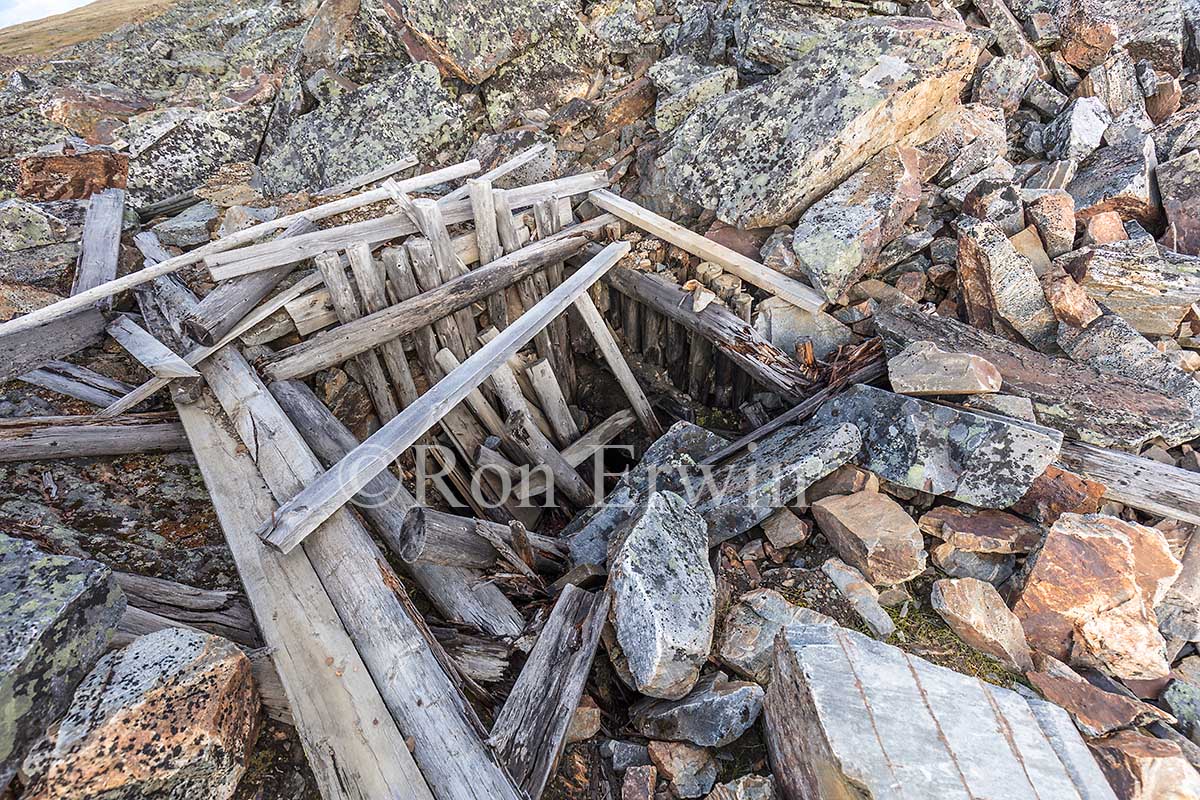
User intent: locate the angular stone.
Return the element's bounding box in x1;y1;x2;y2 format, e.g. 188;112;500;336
705;774;776;800
1024;78;1069;118
943;158;1017;208
1067;134;1161;227
606;491;715;699
931;577;1034;672
789;145;922;302
758;508;811;549
1059;0;1120;70
1081;210;1130;245
648;55;737;134
717;588;835;683
956;215;1059;351
1038;263;1103;327
1012;465;1106;524
602;739;652;774
1158;148;1200;255
920;103;1008;187
973;55;1039;115
820;558;897;638
1044;97;1111;161
1028;655;1175;736
648;741;716;799
963;179;1026;236
750;296;854;360
962;392;1038;421
40;85;154;145
690;422;862;547
657;17;981;228
589;0;657;54
1011;512;1180;680
20;628;258;800
18;139;128;201
919;506;1043;553
887;340;1002;396
813;384;1063;507
262;63;464;195
1077;51;1146;119
804;464;879;505
0;199;69;252
622;763;656;800
764;624;1119;800
594;77;656;135
632;671;764;747
1025;157;1079;190
931;542;1017;585
150;200;218;248
0;535;124;788
1024;188;1076;257
1163;680;1200;738
812;492;925;585
974;0;1046;70
1089;730;1200;800
734;0;842;68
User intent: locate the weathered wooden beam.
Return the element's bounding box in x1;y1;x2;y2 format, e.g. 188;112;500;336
258;241;631;553
1056;440;1200;525
527;358;579;448
490;586;609;799
533;197;576;400
19;361;131;407
0;413;188;462
72;188;125;311
107;315;199;379
346;242;420;406
0;304;107;383
589;189;825;312
504;409;594;508
114;570;260;649
397;506;563;570
261;229;598;382
468;178;509;330
605;266;818;402
175;392;435;800
442;143;551;203
314;154;418;197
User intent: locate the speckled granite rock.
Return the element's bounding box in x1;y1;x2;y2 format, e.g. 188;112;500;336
718;588;835;683
262;61;466;194
0;534;124;790
1067;134;1162;228
734;0;842;69
1043;97;1111;161
605;491;715;699
589;0;657;53
812;384;1062;508
151;200;218;248
631;671;764;747
657;17;980;228
21;628;259;800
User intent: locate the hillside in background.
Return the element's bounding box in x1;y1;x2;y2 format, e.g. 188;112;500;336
0;0;176;58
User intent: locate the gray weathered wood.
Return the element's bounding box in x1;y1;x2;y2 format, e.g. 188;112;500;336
413;198;481;356
315;154;418;197
504;409;594;508
442;144;551;203
397;506;563;570
468;178;508;329
72;188;125;310
114;570;260;649
107;315;199;379
533;197;576;400
259;241;631;553
1058;440;1200;526
0;305;106;382
19;361;131;407
0;413;188;462
527;358;580;448
346;242;420;406
175;392;435;800
408;237;470;361
490;586;609;799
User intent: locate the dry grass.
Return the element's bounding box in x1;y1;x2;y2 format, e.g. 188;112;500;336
0;0;177;59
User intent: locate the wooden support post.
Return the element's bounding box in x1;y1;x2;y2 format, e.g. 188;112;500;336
174;393;435;800
490;586;609;799
258;242;630;553
408;237;470;361
72;188;125;310
412;198;480;356
533;197;576;401
346;243;419;406
495;189;557;373
0;413;189;462
468;178;509;330
504;409;594;508
527;358;580;448
397;506;563;570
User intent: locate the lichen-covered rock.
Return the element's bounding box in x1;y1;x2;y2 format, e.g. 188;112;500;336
812;492;926;585
40;85;155;146
931;577;1034;672
887;340;1003;396
151;200;219;248
750;296;854;360
589;0;657;53
605;491;715;699
1067;134;1162;227
1043;97;1111;161
657;17;981;228
706;775;776;800
733;0;842;69
1023;189;1076;257
717;589;834;683
648;54;737;134
262;62;465;195
21;628;260;800
0;534;124;789
0;199;79;290
812;384;1063;508
973;54;1039;115
631;671;764;747
918;102;1008;187
788;145;922;302
0;199;70;252
1058;0;1120;70
1158;148;1200;255
1012;513;1180;680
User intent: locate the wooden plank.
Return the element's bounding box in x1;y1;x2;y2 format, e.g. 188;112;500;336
441;144;551;203
314;154;418;197
114;570;259;649
268;379;526;637
259;241;631;553
107;315;199;379
175;393;435;800
284;289;336;336
589;189;825;312
0;161;483;340
1058;441;1200;525
0;305;107;382
346;243;420;407
533;197;576;401
490;586;609;799
19;361;131;408
0;413;188;462
261;231;597;382
72;188;125;310
604;266;817;402
467;178;510;330
504;409;594;508
526;358;580;448
397;506;563;570
413;199;480;356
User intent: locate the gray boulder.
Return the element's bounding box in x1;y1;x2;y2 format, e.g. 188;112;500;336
151;200;218;248
631;671;764;747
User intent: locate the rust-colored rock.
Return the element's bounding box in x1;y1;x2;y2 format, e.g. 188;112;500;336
40;86;154;145
622;764;656;800
1058;0;1119;70
1082;210;1129;245
1011;513;1180;680
811;492;926;585
918;506;1043;553
931;577;1033;671
595;77;657;134
1038;265;1104;327
1089;729;1200;799
17;139;128;201
1012;465;1106;523
1027;655;1174;736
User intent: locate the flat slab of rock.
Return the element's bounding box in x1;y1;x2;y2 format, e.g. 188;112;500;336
717;588;835;683
1028;655;1175;737
0;535;124;788
750;296;854;360
657;17;980;228
1012;513;1180;680
1067;134;1162;227
918;505;1043;553
812;491;925;585
887;340;1002;396
1012;465;1106;524
931;577;1034;672
631;671;764;747
1158;148;1200;255
764;624;1118;800
812;384;1062;508
734;0;842;69
606;491;715;699
20;628;259;800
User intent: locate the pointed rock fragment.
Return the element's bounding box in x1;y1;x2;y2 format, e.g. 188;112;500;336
631;671;764;747
648;741;716;799
1089;730;1200;800
931;577;1034;672
1012;465;1106;524
1067;134;1162;227
820;558;896;639
887;340;1002;396
717;589;835;683
1027;655;1175;736
812;492;925;585
919;506;1043;553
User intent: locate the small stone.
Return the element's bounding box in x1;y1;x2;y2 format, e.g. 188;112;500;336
1009;226;1053;275
812;492;926;585
217;205;278;239
1162;680;1200;739
921;103;1008;187
1145;75;1182;124
804;464;880;505
1038;264;1104;327
151;200;219;248
622;764;656;800
751;296;854;361
887;340;1003;396
1023;188;1076;257
758;509;811;549
931;542;1016;585
1024;158;1079;190
1012;465;1106;524
705;774;776;800
606;492;715;699
1024;78;1069;118
1028;655;1176;736
820;557;897;639
648;741;717;799
962;179;1026;236
931;578;1034;672
918;506;1043;554
20;628;259;800
1081;210;1130;244
602;739;652;774
566;695;602;744
632;671;764;747
1043;97;1111;161
717;589;835;683
1089;730;1200;800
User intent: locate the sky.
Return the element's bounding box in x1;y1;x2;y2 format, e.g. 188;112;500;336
0;0;93;30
